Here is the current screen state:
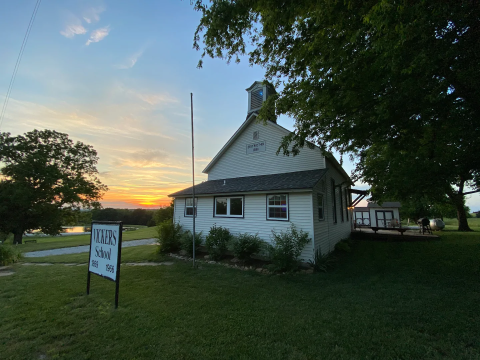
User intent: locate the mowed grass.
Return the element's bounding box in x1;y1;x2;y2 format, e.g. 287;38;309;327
443;216;480;230
1;221;480;360
24;244;162;264
4;227;157;253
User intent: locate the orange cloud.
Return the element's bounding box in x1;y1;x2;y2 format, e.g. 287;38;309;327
101;183;186;208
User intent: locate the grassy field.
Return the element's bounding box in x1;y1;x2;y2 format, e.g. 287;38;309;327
443;216;480;230
1;220;480;359
3;227;157;253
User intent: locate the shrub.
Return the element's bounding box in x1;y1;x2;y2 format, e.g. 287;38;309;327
308;249;337;273
0;244;22;266
205;225;232;261
231;233;264;262
0;231;9;243
180;230;203;257
334;240;352;253
157;220;183;254
268;224;311;272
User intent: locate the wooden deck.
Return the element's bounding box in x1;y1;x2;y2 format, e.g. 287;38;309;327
351;228;439;241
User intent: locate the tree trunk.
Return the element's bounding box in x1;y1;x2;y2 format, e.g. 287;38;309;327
13;230;23;245
456;202;472;232
447;182;472;232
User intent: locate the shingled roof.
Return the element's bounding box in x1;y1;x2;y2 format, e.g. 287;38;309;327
168;169;328;197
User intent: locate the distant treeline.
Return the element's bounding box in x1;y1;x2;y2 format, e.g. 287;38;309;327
91;208;156;226
90;203;174;227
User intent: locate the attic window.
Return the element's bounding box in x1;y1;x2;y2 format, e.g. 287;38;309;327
251;88;263;109
253;131;259;140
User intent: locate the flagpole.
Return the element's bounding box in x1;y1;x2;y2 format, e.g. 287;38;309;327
190;93;196;268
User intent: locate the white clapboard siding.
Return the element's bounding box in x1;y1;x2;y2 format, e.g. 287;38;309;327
174;192;315;262
207;119;325;180
312;158;352;256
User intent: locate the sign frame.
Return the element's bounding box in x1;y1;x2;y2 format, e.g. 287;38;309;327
86;221;123;308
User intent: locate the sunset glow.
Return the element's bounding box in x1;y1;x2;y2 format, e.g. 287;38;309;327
1;1;479;210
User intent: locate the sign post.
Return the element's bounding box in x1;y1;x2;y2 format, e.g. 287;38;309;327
86;221;123;308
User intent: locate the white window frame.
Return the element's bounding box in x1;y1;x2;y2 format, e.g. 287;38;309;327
184;197;197;217
317;193;325;221
214;196;244;218
266;194;289;221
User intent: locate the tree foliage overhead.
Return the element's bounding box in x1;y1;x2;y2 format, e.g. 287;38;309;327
193;0;480;230
0;129;108;243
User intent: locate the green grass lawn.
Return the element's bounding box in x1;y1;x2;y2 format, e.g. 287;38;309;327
24;244;162;264
443;216;480;230
1;224;480;359
4;227;157;253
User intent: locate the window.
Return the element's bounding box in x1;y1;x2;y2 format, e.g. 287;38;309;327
214;196;244;217
331;179;337;223
355;211;370;226
185;198;197;217
345;188;350;221
339;186;344;222
317;193;325;220
253;130;259;140
267;194;289;220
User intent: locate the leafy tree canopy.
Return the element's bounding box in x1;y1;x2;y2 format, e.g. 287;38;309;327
0;129;107;244
193;0;480;230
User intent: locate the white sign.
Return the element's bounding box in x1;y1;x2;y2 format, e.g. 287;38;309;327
88;223;121;281
246;141;266;154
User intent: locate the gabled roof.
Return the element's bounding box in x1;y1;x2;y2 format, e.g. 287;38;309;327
203;112;268;173
169;169;328;197
202;112;352;185
246;81;264;91
367;202;402;208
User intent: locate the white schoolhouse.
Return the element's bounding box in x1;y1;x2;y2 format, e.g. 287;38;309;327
169;81;353;262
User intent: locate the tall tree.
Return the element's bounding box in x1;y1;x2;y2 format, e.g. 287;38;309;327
0;129;107;244
193;0;480;230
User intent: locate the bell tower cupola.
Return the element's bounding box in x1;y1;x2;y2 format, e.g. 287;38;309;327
246;81;276;118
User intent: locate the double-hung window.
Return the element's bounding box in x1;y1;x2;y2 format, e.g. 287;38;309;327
339;186;344;222
185;198;197;217
345;188;350;221
317;193;325;220
214;196;244;217
331;179;337;224
267;194;289;220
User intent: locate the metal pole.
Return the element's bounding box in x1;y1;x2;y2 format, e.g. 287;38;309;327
191;93;196;268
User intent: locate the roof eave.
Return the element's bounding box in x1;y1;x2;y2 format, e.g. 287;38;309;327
169;187;315;198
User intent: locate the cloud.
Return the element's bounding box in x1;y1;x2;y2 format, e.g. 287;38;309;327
114;83;179;106
129;149;168;166
115;50;144;69
112;149;178;168
137;93;178;105
60;23;87;38
86;26;110;46
83;7;105;24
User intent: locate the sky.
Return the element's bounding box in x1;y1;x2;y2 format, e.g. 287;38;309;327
1;0;478;211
